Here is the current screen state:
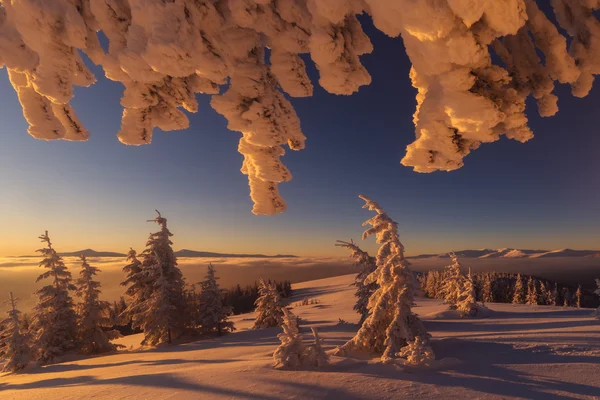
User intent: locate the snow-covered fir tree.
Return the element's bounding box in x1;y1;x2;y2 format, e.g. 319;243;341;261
442;253;464;309
336;239;378;324
593;279;600;319
121;248;144;302
551;282;560;306
538;281;549;305
253;279;284;329
575;285;582;308
184;284;200;330
512;275;526;305
124;211;186;346
563;288;571;307
482;273;494;304
526;277;539;305
335;196;431;363
303;327;329;368
197;264;234;335
0;293;29;373
30;231;77;364
75;255;120;354
424;271;443;299
456;268;478;317
129;265;175;346
273;308;305;369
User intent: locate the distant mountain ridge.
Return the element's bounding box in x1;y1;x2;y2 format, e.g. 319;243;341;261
407;248;600;260
18;248;296;258
18;249;127;258
173;249;297;258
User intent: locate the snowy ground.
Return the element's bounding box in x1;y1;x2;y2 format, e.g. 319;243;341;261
1;274;599;399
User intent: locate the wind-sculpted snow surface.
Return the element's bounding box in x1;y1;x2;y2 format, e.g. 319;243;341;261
1;0;600;214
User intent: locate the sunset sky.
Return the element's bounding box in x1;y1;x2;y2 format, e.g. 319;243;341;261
1;19;599;258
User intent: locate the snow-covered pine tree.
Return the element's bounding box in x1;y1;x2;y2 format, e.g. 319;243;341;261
456;268;478;317
538;281;548;305
124;211;186;346
442;253;464;309
303;327;329;368
551;282;560;306
526;277;539;305
482;273;494;304
129;265;175;346
0;293;29;373
120;248;149;327
512;274;526;304
335;196;432;363
563;288;571;307
575;285;582;308
273;308;305;369
424;271;437;299
253;279;284;329
197;264;234;335
31;231;77;364
336;239;378;324
184;284;200;330
593;279;600;319
75;255;120;354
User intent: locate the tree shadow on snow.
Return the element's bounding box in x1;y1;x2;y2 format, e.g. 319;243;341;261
425;318;596;334
22;358;241;375
491;309;597;319
403;339;600;399
1;373;284;399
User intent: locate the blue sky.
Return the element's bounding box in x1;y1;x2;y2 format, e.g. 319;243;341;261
1;18;599;257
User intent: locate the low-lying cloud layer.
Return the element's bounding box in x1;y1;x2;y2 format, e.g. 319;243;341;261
0;256;359;313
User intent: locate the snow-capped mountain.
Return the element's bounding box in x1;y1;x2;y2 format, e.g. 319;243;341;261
407;248;600;259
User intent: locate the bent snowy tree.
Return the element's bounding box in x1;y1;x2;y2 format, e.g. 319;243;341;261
335;195;432;363
1;1;599;214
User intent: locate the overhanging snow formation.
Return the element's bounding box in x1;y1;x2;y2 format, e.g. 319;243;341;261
1;0;598;214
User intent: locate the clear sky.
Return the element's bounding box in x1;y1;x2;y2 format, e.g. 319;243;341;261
1;18;599;257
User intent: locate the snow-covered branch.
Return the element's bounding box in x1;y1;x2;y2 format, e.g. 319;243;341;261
2;0;599;213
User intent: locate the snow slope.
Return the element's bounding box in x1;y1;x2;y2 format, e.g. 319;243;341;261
1;274;599;399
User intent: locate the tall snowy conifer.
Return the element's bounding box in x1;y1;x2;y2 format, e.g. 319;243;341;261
31;231;77;364
575;285;582;308
197;264;234;335
442;253;464;309
120;248;148;326
0;293;29;373
336;240;378;324
593;279;600;319
526;277;539;305
482;273;494;303
456;268;478;316
253;279;284;329
512;275;526;304
551;282;560;306
335;196;431;363
125;211;186;346
563;288;571;307
75;255;120;354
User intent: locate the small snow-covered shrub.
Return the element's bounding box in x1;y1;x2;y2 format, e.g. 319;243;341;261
273;310;329;369
273;308;305;369
397;337;434;366
303;328;329;368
